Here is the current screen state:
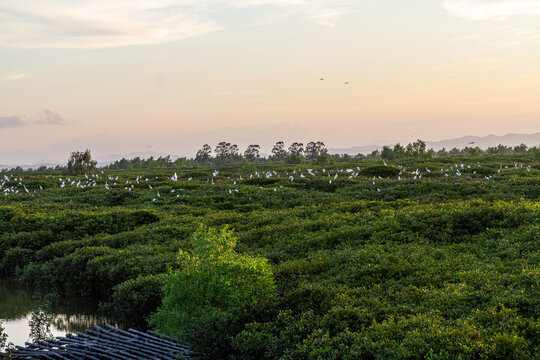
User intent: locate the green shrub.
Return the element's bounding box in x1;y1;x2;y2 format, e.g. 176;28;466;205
243;178;279;186
360;165;400;177
150;226;276;358
0;247;33;276
462;166;496;176
104;274;167;326
286;155;303;164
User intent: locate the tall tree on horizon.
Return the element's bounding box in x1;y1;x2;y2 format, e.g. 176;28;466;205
244;145;261;161
271;141;287;160
288;142;304;156
195;144;212;163
67;149;97;175
305;141;327;160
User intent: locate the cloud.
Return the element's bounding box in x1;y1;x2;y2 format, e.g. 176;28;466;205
0;116;24;128
0;110;66;128
0;0;351;48
0;73;27;81
0;1;221;48
32;109;66;125
443;0;540;20
306;8;349;27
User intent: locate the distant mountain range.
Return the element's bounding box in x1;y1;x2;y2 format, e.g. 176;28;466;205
329;131;540;155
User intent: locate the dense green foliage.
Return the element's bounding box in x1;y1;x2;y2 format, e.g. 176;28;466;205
67;149;97;175
0;153;539;359
150;226;275;357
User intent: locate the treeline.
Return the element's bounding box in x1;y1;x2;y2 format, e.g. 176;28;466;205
103;141;329;170
3;140;540;173
105;155;187;170
194;141;328;165
107;140;540;170
374;140;540;160
117;140;539;169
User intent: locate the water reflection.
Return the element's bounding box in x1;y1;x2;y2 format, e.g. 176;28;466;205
0;281;35;321
0;280;122;347
52;313;114;333
29;310;54;341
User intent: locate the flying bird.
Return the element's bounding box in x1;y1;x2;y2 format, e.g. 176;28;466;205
344;82;350;85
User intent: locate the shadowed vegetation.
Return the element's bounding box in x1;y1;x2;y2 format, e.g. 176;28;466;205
1;153;539;359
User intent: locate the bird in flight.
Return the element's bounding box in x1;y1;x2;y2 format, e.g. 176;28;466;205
344;82;350;85
145;145;152;148
319;78;324;81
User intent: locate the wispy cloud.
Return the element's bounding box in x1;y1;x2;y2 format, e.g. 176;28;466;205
0;0;352;49
306;8;349;27
0;110;66;128
0;1;221;48
443;0;540;20
0;73;27;81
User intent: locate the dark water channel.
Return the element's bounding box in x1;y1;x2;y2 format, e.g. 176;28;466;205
0;280;118;348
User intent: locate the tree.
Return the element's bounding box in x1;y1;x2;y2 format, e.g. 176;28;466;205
487;144;511;155
195;144;212;163
393;143;405;158
215;142;230;158
214;142;240;165
132;157;142;168
117;158;132;170
406;139;426;158
367;149;381;160
67;149;97;175
271;141;287;160
174;157;186;167
150;226;275;357
316;153;331;165
156;155;173;167
514;143;527;153
463;146;482;156
288;142;304;156
244;145;261;161
305;141;327;160
437;147;448;157
381;146;394;160
532;147;540;160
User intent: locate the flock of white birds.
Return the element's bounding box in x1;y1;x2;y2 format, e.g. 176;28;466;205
0;161;534;201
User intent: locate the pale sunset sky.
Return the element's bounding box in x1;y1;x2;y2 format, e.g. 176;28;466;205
1;0;539;163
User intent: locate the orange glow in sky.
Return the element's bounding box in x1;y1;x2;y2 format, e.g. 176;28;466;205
1;0;539;162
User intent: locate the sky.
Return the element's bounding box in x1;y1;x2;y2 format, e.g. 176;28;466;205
1;0;540;163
